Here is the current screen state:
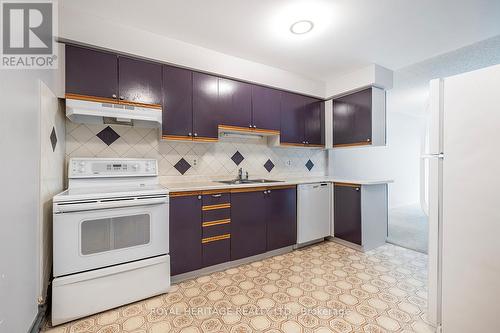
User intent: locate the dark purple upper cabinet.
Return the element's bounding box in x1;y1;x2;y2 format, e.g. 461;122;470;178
193;72;219;139
252;85;281;131
218;78;252;128
162;65;193;137
333;88;372;146
118;57;162;106
65;45;118;100
267;187;297;251
280;92;305;144
231;190;267;260
170;195;202;275
304;97;324;146
334;185;362;245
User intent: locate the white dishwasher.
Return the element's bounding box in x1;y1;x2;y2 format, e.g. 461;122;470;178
297;182;332;245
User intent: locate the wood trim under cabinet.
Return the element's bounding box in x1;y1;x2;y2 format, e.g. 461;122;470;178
118;100;162;109
334;182;361;188
280;142;306;148
202;219;231;227
230;186;268;193
202;203;231;211
193;137;219;142
202;234;231;243
333;141;372;148
65;93;117;104
161;135;193;141
267;185;296;191
65;93;162;109
218;125;280;136
201;189;231;195
170;191;202;197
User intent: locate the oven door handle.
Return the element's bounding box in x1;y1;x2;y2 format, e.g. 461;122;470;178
54;196;168;213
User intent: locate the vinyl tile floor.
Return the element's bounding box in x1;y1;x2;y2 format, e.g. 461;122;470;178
44;241;434;333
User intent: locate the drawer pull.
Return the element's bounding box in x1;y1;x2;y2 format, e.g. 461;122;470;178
202;203;231;211
211;194;222;198
202;234;231;243
202;219;231;227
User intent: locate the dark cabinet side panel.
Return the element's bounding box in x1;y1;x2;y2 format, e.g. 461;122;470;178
280;92;305;144
333;88;372;146
118;57;162;105
162;65;193;137
304;97;324;145
193;72;220;139
219;78;252;128
334;185;362;245
170;195;202;275
65;45;118;99
231;191;267;260
252;85;281;131
267;187;297;251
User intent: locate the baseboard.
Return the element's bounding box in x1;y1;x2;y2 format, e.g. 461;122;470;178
28;304;47;333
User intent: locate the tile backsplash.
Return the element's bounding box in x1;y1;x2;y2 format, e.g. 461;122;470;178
65;120;327;182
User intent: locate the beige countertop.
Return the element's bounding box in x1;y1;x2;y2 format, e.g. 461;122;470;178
161;176;393;193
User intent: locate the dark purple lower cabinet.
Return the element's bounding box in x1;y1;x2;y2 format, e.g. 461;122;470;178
231;190;267;260
267;187;297;251
203;239;230;267
334;185;362;245
169;195;202;275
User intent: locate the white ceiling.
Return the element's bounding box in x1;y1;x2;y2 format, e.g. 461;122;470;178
63;0;500;81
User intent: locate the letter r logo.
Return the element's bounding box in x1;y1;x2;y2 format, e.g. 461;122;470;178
2;2;52;54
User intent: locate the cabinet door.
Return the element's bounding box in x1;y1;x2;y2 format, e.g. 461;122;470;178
334;185;362;245
219;78;252;128
170;195;202;275
280;92;305;144
193;72;219;139
118;57;162;106
304;97;324;146
65;45;118;100
333;88;372;146
162;65;193;137
231;190;267;260
267;187;297;251
252;85;281;131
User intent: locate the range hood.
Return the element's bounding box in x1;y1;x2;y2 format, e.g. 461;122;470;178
65;98;162;128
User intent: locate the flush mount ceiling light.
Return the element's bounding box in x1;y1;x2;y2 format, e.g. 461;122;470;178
290;20;314;34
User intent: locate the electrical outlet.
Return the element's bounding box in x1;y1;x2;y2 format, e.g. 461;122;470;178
286;160;292;166
193;158;197;166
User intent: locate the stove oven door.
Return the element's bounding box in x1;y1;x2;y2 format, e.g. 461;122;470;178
53;198;169;277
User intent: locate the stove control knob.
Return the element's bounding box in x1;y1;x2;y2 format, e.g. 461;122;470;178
79;167;85;173
79;162;85;166
133;164;139;170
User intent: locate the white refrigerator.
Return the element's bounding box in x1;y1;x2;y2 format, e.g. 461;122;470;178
425;64;500;332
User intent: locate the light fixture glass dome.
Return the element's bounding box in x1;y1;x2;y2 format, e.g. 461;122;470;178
290;20;314;34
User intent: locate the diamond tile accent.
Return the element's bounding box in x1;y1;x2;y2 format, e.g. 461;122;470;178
231;151;244;166
174;158;191;175
264;159;275;172
50;126;57;152
305;159;314;171
96;126;120;146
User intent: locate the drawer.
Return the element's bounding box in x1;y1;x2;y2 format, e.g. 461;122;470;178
203;208;230;222
202;193;230;207
202;222;231;238
202;237;230;268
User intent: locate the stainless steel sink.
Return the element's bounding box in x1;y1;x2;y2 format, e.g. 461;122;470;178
216;179;283;185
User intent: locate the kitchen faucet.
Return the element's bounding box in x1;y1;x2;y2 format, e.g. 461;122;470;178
237;168;249;181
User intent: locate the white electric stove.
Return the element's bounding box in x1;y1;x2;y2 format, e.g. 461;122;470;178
52;158;170;325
